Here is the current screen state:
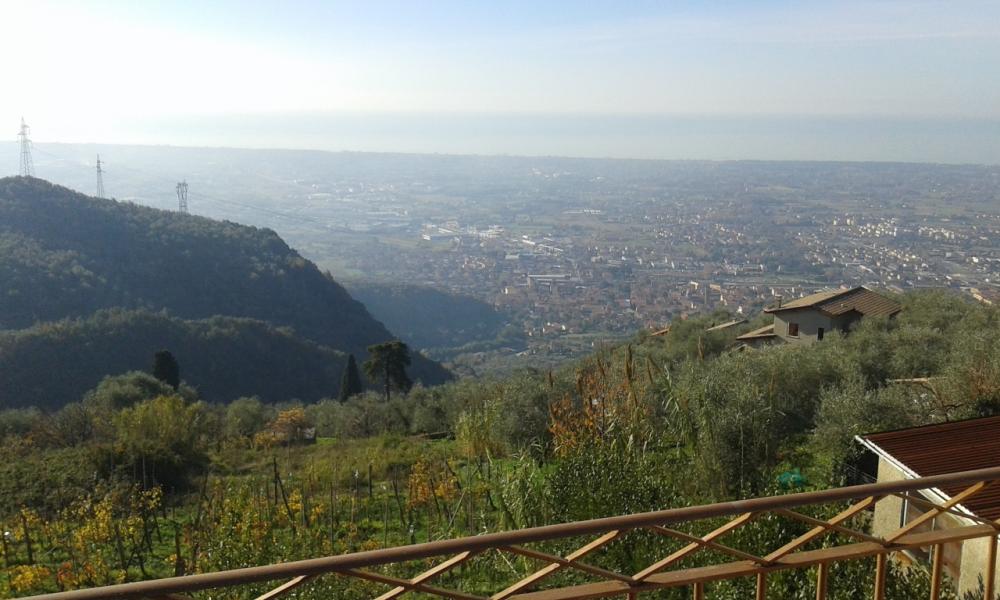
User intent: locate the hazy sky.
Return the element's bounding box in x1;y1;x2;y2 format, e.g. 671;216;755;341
3;0;1000;161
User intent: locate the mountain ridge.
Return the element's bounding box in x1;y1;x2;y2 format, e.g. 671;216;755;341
0;176;451;407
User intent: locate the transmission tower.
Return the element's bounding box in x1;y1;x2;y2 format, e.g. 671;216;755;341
95;155;106;198
176;180;189;213
18;117;34;177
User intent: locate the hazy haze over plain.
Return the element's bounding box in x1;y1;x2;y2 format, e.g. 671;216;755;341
3;0;999;163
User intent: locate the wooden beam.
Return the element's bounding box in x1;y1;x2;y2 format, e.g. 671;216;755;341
492;531;621;600
873;554;886;600
508;524;998;600
503;545;634;583
891;492;1000;529
693;582;704;600
774;508;884;545
647;525;764;565
343;569;486;600
766;497;875;563
373;551;477;600
23;468;1000;600
986;534;997;600
633;513;754;581
929;544;943;600
885;482;987;543
253;575;317;600
815;563;828;600
647;525;765;564
755;573;767;600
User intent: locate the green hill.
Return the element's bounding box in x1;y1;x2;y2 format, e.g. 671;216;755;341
343;280;509;350
0;309;350;409
0;177;451;407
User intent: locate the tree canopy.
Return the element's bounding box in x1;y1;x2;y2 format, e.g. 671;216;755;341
363;341;413;401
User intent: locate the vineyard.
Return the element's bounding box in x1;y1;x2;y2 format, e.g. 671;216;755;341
1;440;965;600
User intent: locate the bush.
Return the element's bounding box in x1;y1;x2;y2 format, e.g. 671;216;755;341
110;395;210;488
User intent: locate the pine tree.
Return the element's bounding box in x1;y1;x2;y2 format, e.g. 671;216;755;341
339;354;364;401
363;341;412;401
152;349;181;390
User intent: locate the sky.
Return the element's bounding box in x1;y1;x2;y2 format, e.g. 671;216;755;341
2;0;1000;162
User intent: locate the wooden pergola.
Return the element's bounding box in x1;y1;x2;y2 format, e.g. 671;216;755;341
19;466;1000;600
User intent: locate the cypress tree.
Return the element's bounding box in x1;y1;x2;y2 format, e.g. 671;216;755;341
152;349;181;390
339;354;364;401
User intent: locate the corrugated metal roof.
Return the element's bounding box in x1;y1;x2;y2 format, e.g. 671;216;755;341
765;286;901;318
863;416;1000;520
735;324;776;340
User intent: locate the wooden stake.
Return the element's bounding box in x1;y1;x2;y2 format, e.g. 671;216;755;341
1;522;10;568
273;460;297;537
20;511;34;565
173;523;185;576
272;457;279;506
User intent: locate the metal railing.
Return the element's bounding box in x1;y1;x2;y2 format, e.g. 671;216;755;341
18;466;1000;600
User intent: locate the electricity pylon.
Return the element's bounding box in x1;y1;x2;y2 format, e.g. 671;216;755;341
176;180;189;213
95;155;106;198
18;118;34;177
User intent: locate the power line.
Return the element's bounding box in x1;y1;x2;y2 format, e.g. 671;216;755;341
185;189;357;234
20;139;335;227
18;118;34;177
95;155;106;199
188;189;324;224
10;142;325;226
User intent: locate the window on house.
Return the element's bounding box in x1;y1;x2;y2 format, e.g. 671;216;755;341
817;327;824;341
787;322;799;337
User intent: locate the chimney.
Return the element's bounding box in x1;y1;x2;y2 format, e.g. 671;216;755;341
776;294;783;308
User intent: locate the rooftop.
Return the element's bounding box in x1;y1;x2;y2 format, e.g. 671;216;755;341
765;286;901;318
860;415;1000;520
735;323;776;340
706;318;748;332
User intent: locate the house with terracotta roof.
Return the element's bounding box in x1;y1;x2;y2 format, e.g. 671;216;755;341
857;416;1000;595
736;286;901;347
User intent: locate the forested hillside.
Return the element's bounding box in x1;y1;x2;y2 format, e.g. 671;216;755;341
343;281;508;350
0;177;450;407
2;290;996;597
342;280;525;374
0;309;351;409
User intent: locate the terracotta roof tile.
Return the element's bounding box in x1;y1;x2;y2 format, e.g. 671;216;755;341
765;286;901;318
766;289;847;311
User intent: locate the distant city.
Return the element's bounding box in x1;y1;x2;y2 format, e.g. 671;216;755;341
8;143;1000;369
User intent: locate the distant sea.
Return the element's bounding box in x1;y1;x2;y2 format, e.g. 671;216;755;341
24;113;1000;165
